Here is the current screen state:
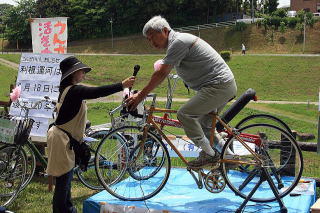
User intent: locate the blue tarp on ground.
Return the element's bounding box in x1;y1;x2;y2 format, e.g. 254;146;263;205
83;168;316;213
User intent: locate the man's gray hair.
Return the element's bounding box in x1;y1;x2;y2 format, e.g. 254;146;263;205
142;16;172;37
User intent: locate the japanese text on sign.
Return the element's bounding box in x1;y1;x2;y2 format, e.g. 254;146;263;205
9;53;71;138
31;17;68;54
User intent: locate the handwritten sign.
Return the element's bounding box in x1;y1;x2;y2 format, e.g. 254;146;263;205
30;17;68;54
9;53;71;138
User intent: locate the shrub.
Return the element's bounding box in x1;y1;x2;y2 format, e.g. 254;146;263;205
220;51;231;61
234;22;247;31
272;8;287;18
279;21;286;33
256;19;264;28
286;17;298;28
270;16;282;28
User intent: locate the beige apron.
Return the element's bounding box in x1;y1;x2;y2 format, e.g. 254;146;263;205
46;85;87;177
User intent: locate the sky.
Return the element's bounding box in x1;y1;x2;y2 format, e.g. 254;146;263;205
0;0;291;8
0;0;17;6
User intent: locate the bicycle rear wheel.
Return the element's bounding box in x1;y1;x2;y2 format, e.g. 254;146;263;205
221;123;303;202
95;126;171;201
76;129;109;190
235;114;293;135
0;145;27;207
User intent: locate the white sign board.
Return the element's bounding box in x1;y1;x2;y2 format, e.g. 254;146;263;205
9;53;70;138
30;17;68;54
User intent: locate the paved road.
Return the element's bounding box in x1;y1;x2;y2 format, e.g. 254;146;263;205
86;94;318;105
0;58;19;69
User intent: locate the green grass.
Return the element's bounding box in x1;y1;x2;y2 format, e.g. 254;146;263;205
0;54;21;64
229;55;320;101
265;103;318;118
0;63;17;100
8;176;95;213
0;54;319;102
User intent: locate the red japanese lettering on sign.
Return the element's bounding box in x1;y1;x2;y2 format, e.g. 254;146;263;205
54;45;65;54
54;21;66;34
38;22;53;53
53;21;66;53
43;22;53;34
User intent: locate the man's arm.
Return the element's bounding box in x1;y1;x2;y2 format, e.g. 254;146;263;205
127;63;172;110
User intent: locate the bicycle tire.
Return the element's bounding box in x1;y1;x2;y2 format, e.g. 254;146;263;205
235;114;293;136
19;143;36;191
0;145;27;207
95;126;171;201
221;123;303;203
127;132;166;181
75;129;109;190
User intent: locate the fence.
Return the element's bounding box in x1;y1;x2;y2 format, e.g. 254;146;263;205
173;21;236;33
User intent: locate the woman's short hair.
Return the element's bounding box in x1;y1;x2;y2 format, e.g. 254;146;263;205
142;15;171;37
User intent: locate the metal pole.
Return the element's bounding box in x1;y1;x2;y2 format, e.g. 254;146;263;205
1;30;4;54
303;14;306;53
317;88;320;154
110;18;113;48
251;0;254;23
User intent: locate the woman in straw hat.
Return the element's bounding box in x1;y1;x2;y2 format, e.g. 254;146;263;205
46;56;135;213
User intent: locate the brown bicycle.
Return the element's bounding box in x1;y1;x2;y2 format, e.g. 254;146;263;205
94;93;303;212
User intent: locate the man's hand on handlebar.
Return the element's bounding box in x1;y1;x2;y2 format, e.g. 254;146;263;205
125;91;145;111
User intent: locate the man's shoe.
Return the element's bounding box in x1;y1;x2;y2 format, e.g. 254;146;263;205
188;151;220;167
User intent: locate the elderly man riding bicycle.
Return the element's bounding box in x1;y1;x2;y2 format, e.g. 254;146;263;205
126;15;237;167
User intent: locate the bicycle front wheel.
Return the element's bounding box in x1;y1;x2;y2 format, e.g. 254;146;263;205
221;123;303;202
76;129;109;190
0;145;27;207
95;126;171;201
19;144;36;191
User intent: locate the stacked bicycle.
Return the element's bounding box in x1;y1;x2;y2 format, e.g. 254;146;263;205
93;73;303;212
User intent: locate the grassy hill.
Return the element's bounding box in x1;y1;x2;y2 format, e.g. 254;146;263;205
0;54;318;102
66;21;320;54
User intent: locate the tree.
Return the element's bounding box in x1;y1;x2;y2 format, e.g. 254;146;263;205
266;0;278;14
0;4;13;34
36;0;69;18
3;0;37;49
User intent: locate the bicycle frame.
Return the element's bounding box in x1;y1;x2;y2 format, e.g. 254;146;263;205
140;99;263;167
25;139;47;168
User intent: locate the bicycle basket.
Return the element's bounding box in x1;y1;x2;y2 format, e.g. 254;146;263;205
0;115;34;145
14;118;34;145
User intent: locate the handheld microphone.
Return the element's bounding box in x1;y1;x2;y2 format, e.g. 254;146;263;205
129;65;140;92
133;65;140;76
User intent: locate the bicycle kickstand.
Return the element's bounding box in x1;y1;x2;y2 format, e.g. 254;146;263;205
236;167;287;213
